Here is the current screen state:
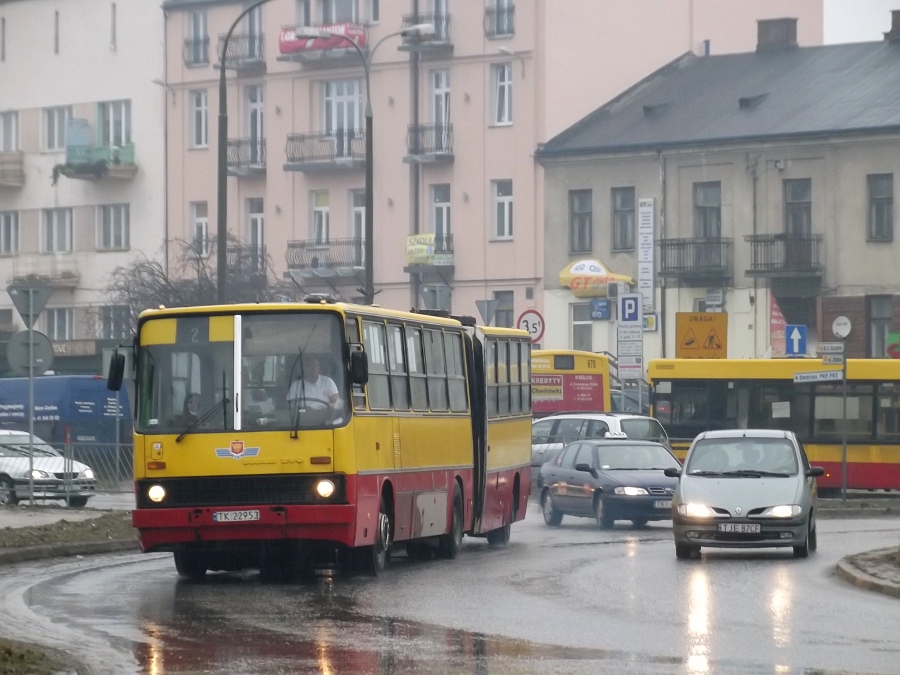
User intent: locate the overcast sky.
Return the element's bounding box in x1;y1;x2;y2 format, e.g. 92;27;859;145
825;0;900;43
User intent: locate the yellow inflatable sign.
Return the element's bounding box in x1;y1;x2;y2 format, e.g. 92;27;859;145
558;260;633;298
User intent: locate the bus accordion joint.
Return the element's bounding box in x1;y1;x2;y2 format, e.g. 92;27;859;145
147;461;166;470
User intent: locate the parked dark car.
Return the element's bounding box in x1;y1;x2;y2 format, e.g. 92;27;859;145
539;440;681;529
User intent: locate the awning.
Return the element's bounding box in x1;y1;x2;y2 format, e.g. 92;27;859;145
558;259;633;298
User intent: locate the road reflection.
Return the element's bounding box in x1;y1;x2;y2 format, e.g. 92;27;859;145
686;568;710;674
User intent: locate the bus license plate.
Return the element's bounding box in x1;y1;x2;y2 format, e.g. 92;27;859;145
654;500;672;509
717;523;760;533
212;510;260;523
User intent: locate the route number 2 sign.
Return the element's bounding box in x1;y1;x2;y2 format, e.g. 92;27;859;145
517;310;545;344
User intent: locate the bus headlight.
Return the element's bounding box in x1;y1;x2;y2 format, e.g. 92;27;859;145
315;480;335;499
147;485;166;503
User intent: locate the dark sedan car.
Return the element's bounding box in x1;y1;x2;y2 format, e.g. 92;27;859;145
539;440;681;529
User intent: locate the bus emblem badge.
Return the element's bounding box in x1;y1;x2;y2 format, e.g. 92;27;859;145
215;441;260;460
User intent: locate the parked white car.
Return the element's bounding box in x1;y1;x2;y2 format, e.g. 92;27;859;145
0;431;96;507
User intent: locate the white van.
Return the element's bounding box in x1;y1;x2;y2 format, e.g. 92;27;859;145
531;413;669;467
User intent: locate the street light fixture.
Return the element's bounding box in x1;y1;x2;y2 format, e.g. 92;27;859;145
293;22;435;305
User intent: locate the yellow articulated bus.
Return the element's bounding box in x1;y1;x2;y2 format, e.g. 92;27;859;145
108;299;532;579
531;350;612;417
648;358;900;491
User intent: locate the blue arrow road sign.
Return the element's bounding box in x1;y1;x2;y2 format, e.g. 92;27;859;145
786;324;807;356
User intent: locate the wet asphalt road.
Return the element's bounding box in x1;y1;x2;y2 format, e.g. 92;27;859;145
2;504;899;675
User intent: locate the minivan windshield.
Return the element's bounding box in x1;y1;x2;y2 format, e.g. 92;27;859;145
686;438;799;476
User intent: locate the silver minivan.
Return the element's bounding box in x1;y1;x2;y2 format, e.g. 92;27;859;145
667;429;824;559
531;413;669;467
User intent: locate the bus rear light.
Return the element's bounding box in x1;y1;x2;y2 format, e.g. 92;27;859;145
147;461;166;470
310;456;331;465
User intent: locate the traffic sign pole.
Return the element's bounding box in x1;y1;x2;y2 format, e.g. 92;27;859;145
841;335;848;503
28;290;34;505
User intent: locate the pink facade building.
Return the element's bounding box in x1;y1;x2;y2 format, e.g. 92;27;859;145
162;0;822;326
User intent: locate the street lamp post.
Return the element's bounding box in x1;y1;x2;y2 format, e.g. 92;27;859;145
295;23;435;305
217;0;273;304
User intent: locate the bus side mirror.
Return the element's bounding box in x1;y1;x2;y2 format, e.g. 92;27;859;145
350;351;368;385
107;352;125;391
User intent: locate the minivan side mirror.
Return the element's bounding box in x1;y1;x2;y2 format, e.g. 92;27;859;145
350;351;368;385
664;467;682;478
107;352;125;391
575;462;597;478
806;466;826;478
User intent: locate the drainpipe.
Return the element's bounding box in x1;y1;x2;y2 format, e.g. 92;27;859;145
162;9;170;276
748;154;759;356
658;150;667;358
410;0;421;308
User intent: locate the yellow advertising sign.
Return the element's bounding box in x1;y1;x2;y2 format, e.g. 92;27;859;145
406;233;435;265
675;312;728;359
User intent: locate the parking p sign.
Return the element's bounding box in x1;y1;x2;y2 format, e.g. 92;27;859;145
619;294;643;325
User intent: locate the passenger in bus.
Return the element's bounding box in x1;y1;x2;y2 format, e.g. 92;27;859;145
287;356;341;412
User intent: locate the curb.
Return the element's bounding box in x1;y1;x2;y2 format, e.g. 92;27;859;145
0;539;139;565
835;548;900;599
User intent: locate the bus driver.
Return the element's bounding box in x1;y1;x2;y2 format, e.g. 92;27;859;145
287;356;341;412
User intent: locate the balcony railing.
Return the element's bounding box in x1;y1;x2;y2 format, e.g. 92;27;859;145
745;233;823;277
227;138;266;174
658;238;733;280
399;13;452;51
0;151;25;188
218;33;265;69
406;124;453;162
227;245;266;275
286;238;365;276
183;37;209;66
484;5;515;37
11;253;80;288
284;130;365;171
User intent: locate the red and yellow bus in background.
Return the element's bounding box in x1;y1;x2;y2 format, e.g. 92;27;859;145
531;350;611;417
648;358;900;490
108;300;532;579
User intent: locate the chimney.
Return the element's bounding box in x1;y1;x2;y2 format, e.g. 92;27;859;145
756;18;798;52
884;10;900;42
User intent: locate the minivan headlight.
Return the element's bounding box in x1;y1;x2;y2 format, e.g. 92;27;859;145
759;504;801;518
30;469;51;479
81;469;94;480
677;503;717;518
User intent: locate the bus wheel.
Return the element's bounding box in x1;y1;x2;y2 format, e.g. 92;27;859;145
487;501;512;546
358;496;392;576
0;477;18;506
174;549;207;582
439;483;464;559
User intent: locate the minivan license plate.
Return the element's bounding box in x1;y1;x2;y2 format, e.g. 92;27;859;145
717;523;760;533
212;510;260;523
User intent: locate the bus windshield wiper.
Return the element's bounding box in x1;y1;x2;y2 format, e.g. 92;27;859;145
176;398;229;443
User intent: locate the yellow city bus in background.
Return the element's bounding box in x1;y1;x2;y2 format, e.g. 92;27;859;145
648;358;900;491
531;350;612;417
109;299;532;579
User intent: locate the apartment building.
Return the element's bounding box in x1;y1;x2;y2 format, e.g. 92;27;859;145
538;15;900;362
0;0;165;370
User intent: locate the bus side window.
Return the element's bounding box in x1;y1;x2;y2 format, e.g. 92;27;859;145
345;316;366;411
406;327;429;411
509;341;521;414
387;324;410;411
424;329;449;411
498;340;510;416
486;340;498;418
362;321;391;410
521;341;531;413
445;331;468;412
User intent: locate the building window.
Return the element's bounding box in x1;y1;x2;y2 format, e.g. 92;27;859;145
432;184;451;244
43;208;72;253
868;174;893;242
97;204;130;250
487;0;514;37
190;90;208;148
323;0;358;23
350;190;365;265
868;296;892;358
246;198;264;267
572;303;592;351
369;0;379;22
492;63;512;125
0;211;17;254
187;10;208;64
100;305;130;340
0;111;17;152
493;179;513;239
612;186;635;250
1;18;5;62
693;182;721;238
54;10;59;54
191;202;208;257
568;189;592;253
312;191;329;245
46;308;73;341
44;107;71;151
494;290;514;327
99;100;131;147
784;178;811;235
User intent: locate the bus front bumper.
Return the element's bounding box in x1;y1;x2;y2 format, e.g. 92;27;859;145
133;504;358;552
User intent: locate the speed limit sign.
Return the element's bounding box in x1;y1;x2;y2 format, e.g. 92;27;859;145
517;309;545;343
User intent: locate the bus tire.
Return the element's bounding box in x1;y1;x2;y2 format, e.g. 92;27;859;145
438;482;464;559
358;495;392;576
174;549;207;582
487;506;512;546
0;476;18;506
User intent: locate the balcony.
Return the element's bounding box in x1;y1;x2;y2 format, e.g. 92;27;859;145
745;233;823;278
658;238;733;282
10;254;80;288
0;151;25;188
227;245;267;277
218;33;265;72
183;37;210;66
277;23;367;67
404;124;453;164
284;130;365;172
227;138;266;176
398;13;452;54
484;5;515;38
55;138;137;182
404;233;454;276
285;238;365;282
